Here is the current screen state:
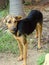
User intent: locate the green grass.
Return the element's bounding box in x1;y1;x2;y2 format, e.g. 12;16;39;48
24;2;31;5
0;9;8;18
37;54;46;65
0;29;19;54
0;6;9;18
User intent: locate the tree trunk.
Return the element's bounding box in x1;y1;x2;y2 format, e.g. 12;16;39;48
9;0;25;17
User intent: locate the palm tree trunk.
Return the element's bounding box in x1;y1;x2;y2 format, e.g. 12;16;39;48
9;0;25;17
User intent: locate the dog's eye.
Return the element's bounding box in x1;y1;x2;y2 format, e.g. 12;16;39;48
8;21;11;23
14;21;16;23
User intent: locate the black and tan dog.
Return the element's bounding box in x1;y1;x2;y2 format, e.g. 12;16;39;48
4;10;43;65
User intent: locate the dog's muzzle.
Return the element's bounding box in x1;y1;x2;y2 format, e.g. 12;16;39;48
10;27;17;34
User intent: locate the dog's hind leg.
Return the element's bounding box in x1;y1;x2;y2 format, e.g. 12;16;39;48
35;23;42;38
35;25;38;38
37;23;42;49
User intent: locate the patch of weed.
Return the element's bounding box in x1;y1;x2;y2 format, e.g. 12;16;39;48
37;54;46;65
0;30;18;54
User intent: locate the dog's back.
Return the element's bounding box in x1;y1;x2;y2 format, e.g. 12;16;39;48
27;10;43;22
17;10;43;35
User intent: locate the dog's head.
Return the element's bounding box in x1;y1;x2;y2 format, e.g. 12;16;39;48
3;15;22;34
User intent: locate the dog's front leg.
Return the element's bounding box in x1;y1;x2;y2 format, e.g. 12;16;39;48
14;35;28;65
23;42;27;65
18;35;28;65
13;35;23;61
17;35;28;65
17;40;23;61
22;35;28;65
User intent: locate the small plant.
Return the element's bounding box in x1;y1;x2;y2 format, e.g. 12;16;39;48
0;5;9;18
37;54;46;65
24;2;31;5
0;30;18;54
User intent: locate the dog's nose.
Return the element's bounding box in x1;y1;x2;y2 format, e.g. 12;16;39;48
13;28;17;31
10;27;17;32
14;28;16;30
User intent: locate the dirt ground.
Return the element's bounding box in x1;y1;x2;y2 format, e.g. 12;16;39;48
0;50;44;65
0;4;49;65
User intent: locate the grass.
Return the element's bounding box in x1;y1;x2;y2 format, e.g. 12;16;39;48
0;6;19;54
0;6;9;18
0;29;19;54
37;54;46;65
24;2;31;5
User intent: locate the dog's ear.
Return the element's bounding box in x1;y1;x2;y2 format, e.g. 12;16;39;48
15;16;22;20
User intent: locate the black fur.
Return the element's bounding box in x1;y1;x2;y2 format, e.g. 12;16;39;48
14;10;43;36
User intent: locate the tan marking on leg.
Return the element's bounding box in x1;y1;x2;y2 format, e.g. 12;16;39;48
37;23;42;49
13;35;23;61
13;35;28;65
23;43;27;65
35;25;38;38
17;40;23;61
22;36;27;65
19;35;27;65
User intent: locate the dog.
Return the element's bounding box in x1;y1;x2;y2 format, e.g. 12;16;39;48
3;10;43;65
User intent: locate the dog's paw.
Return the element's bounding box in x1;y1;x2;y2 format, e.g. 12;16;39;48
22;64;26;65
34;35;38;38
22;64;27;65
17;55;23;61
37;47;42;50
22;63;27;65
